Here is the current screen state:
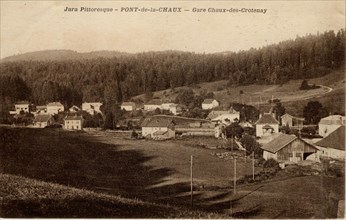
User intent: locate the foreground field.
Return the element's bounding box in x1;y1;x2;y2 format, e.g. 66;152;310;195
0;127;344;218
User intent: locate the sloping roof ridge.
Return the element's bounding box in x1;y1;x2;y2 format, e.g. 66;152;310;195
262;133;297;153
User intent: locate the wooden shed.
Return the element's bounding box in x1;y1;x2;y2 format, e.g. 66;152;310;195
262;133;318;163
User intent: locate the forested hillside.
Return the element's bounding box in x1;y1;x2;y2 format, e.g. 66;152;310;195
0;29;344;112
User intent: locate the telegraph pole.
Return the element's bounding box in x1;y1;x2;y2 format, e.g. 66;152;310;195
234;158;237;194
190;155;194;208
252;152;255;180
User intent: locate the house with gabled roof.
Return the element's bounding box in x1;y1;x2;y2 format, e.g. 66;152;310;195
47;102;64;115
318;115;345;137
255;113;279;137
207;107;240;124
82;102;103;115
33;114;55;128
64;115;84;130
144;100;162;111
141;116;175;139
315;126;345;160
262;133;319;163
202;99;219;110
281;113;304;128
10;101;30;114
121;102;136;111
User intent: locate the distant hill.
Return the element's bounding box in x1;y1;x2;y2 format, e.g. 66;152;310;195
1;50;130;62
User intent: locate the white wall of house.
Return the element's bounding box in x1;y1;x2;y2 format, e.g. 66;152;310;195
161;103;174;110
64;120;83;130
202;100;219;110
263;151;277;160
142;126;168;137
318;124;342;137
15;104;30;114
256;124;279;137
82;102;102;115
47;106;64;115
212;113;240;124
144;104;162;111
121;105;135;111
316;146;345;160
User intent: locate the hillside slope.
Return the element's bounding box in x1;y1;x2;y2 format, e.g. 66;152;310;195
133;69;345;116
0;173;220;218
0;50;129;62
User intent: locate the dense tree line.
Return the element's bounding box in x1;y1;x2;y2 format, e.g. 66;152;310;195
0;29;344;115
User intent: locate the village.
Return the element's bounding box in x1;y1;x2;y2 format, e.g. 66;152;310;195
8;96;345;166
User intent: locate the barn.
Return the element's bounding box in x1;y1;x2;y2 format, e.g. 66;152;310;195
262;133;319;163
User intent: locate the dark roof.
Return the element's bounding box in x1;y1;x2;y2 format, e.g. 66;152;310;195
316;126;345;151
33;114;53;123
65;115;83;121
15;101;30;105
141;117;175;127
262;133;317;153
255;113;279;125
36;105;47;109
203;99;217;104
207;111;229;120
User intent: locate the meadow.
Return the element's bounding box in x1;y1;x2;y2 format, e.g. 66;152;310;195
0;127;344;218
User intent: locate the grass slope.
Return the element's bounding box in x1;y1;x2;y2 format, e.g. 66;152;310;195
0;174;221;218
1;127;344;218
133;69;345;116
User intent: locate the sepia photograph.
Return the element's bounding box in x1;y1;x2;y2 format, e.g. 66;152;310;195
0;0;345;218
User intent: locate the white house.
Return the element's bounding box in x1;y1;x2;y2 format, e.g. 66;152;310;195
318;115;345;137
35;105;47;115
202;99;220;110
64;115;84;130
144;100;162;111
141;116;175;139
281;113;304;128
11;101;30;114
161;103;175;111
82;102;103;115
255;113;279;137
33;114;55;128
315;126;345;160
207;107;240;124
121;102;136;111
47;102;64;115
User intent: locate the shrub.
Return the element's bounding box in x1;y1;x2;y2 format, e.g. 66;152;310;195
263;158;280;169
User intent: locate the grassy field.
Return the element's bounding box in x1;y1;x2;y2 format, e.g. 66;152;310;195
1;127;344;218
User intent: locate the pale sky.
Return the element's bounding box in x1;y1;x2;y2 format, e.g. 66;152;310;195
0;0;345;58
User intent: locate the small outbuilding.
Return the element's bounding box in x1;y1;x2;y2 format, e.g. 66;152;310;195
262;133;319;163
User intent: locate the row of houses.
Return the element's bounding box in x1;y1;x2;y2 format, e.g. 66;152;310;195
10;101;103;116
120;98;221;114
